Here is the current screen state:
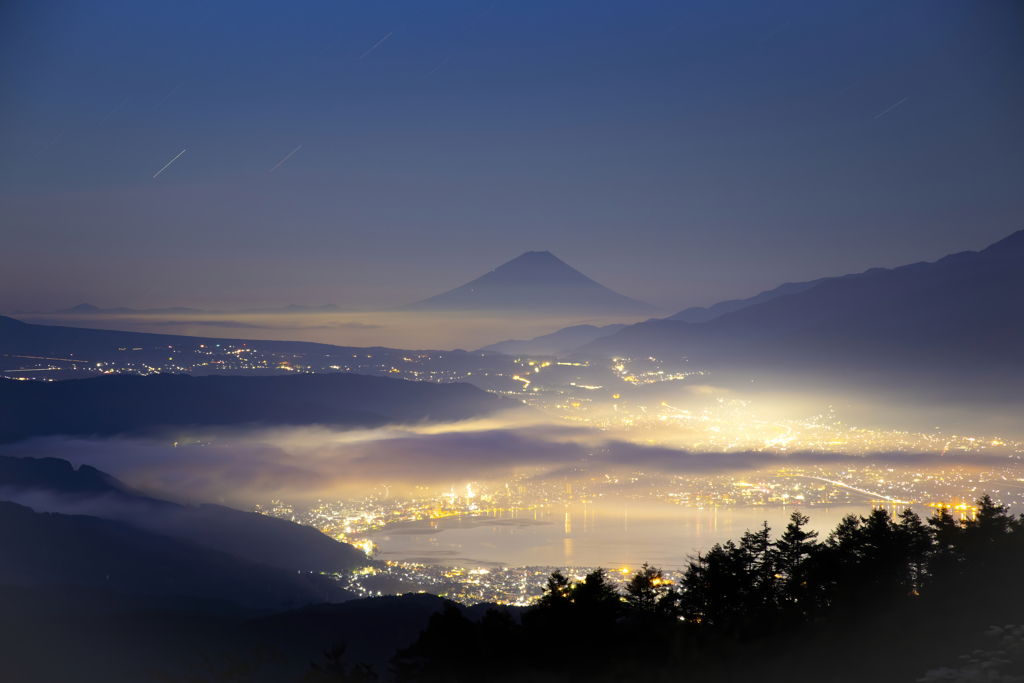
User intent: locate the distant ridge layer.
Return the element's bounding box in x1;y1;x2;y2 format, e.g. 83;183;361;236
0;372;518;443
576;229;1024;382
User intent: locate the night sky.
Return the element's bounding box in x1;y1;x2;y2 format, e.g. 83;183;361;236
3;0;1023;313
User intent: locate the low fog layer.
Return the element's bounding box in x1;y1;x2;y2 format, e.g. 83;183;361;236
0;410;1013;507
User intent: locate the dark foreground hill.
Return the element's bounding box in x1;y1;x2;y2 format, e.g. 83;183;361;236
578;229;1024;387
2;502;1023;683
0;455;368;574
397;251;658;314
0;587;519;683
0;372;517;443
0;500;351;610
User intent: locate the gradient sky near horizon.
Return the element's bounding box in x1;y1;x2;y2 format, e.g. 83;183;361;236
2;0;1023;313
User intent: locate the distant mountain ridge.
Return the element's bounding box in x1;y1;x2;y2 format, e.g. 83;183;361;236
478;324;629;356
0;312;409;361
397;251;659;314
11;303;351;315
662;239;1018;324
577;229;1024;382
0;372;518;443
666;278;838;323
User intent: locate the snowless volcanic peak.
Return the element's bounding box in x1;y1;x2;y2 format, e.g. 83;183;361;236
397;251;659;314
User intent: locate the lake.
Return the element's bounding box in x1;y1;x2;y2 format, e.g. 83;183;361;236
372;499;897;570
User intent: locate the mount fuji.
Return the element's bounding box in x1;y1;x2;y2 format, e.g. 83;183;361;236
397;251;658;315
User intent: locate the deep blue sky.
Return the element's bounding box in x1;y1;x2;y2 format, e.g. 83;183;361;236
2;0;1022;312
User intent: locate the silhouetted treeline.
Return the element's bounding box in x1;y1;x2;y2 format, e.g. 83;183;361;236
389;496;1024;682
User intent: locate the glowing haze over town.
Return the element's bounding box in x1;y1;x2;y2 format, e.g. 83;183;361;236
2;1;1023;681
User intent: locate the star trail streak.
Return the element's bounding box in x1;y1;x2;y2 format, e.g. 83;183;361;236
153;149;186;178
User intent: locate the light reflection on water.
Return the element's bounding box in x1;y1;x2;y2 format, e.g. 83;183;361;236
373;499;905;569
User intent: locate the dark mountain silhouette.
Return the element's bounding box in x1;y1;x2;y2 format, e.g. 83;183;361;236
0;454;140;496
51;303;210;315
0;314;511;383
666;277;838;323
0;500;351;609
578;230;1024;382
478;323;629;356
0;312;392;360
240;303;347;314
0;455;368;574
251;595;525;676
0;372;517;443
397;251;659;314
33;303;349;315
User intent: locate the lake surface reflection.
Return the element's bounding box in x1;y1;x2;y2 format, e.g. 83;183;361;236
373;499;893;569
